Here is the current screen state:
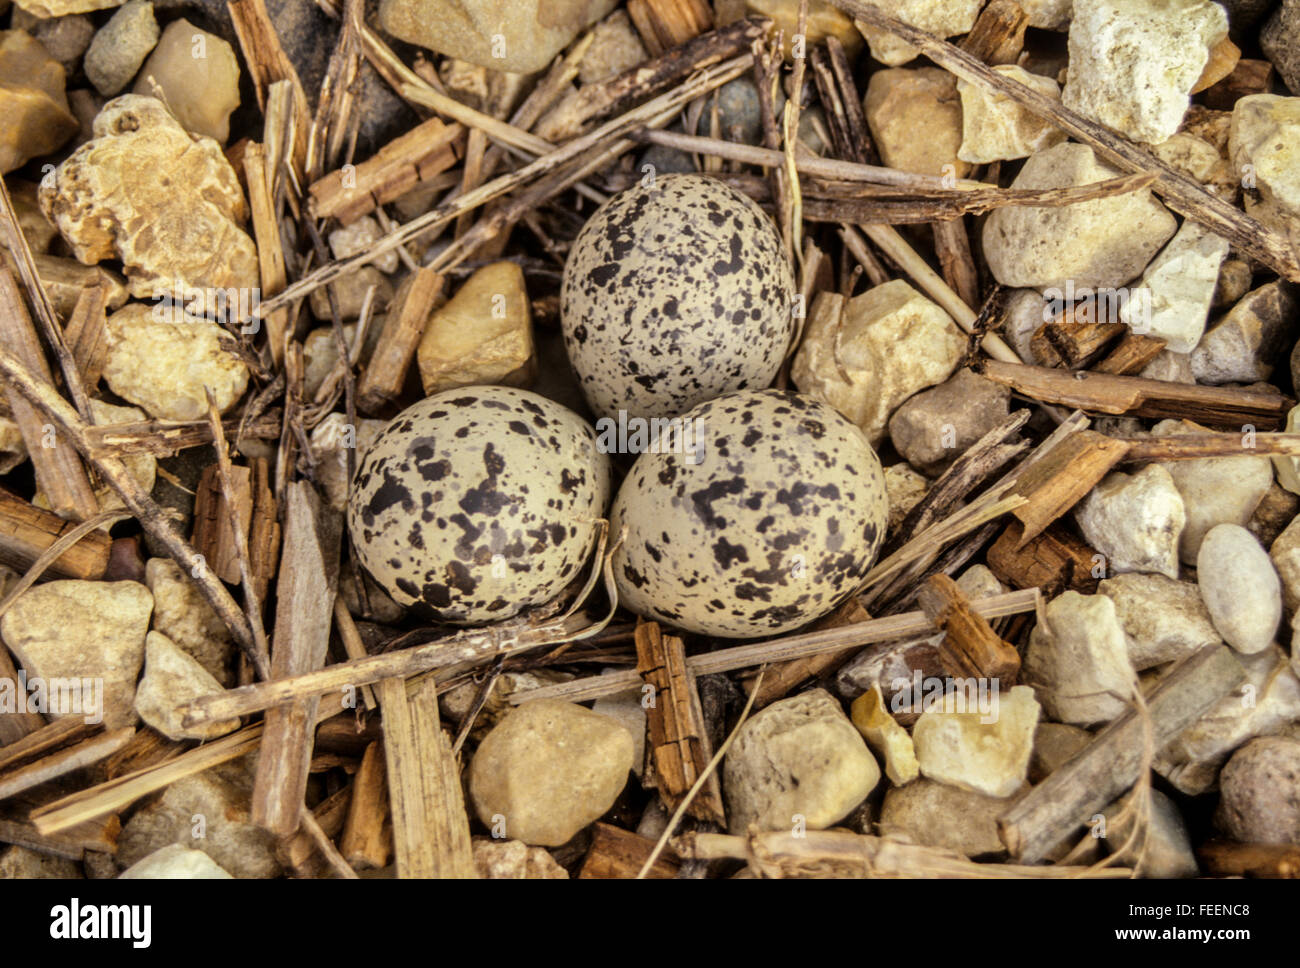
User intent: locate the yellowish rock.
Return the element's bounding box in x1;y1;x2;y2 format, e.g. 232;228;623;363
134;631;240;740
34;399;154;524
102;303;248;420
0;29;78;173
417;261;536;395
851;685;920;785
1229;93;1300;237
853;0;982;66
472;838;568;879
14;0;122;15
791;285;965;447
864;67;968;178
144;557;235;686
958;65;1067;164
133;19;240;143
379;0;618;75
39;95;258;309
745;0;864;58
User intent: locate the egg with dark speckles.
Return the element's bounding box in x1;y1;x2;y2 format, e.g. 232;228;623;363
347;387;611;623
610;389;888;638
561;173;795;422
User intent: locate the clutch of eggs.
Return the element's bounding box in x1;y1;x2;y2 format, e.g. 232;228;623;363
561;173;796;422
610;389;889;638
347;386;611;624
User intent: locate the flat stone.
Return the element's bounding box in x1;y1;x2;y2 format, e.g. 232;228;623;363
850;685;919;785
724;688;879;832
912;684;1039;797
791;283;965;447
1118;221;1229;354
417;260;536;395
887;369;1011;476
864;67;968;179
1075;465;1186;580
983;143;1177;290
468;699;634;846
1063;0;1228;144
0;29;78;173
1191;280;1299;385
1102;787;1199;877
471;838;568;879
379;0;617;74
145;557;235;686
102;303;248;420
1098;572;1222;670
0;579;152;728
85;1;159;96
119;844;233;878
883;463;927;533
132;19;240;142
1262;0;1300;95
115;767;281;877
1024;591;1134;726
958;65;1067;164
878;779;1016;858
1029;722;1093;782
1152;418;1273;563
134;631;240;740
1229;94;1300;236
853;0;982;66
1215;735;1300;844
1156;645;1300;794
1197;524;1282;656
39;94;258;307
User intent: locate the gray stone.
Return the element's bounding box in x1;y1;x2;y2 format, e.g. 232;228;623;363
1119;221;1229;354
144;558;235;686
1029;722;1092;782
85;1;159;96
878;779;1017;858
1024;592;1134;726
887;369;1011;476
1102;787;1199;878
1215;736;1300;844
1075;465;1186;580
1269;514;1300;613
134;631;240;741
30;14;95;73
1099;572;1222;670
956;564;1005;601
0;846;81;878
1197;524;1282;656
1262;0;1300;95
1191;281;1298;385
471;838;568;878
468;699;634;846
724;688;879;833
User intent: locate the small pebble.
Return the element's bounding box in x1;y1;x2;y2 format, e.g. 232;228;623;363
1076;465;1186;580
1215;736;1300;844
1024;592;1134;726
84;1;159;96
1196;524;1281;655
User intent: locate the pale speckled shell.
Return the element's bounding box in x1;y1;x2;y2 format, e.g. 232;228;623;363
560;174;795;423
610;389;888;638
347;387;611;623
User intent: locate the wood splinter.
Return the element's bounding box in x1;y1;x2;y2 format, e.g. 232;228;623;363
917;574;1020;684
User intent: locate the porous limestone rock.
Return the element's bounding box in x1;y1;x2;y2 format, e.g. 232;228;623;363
1228;94;1300;236
1152;418;1273;563
471;837;568;879
1196;524;1282;656
744;0;863;59
1215;736;1300;844
957;65;1067;164
1262;0;1300;95
1191;280;1299;385
887;369;1010;476
119;844;233;878
982;143;1177;290
468;699;634;846
1062;0;1228;144
145;557;235;686
439;670;572;742
1098;572;1222;670
1117;221;1230;354
911;684;1040;798
102;302;248;420
85;0;159;96
0;579;152;728
134;631;240;741
864;67;967;178
39;95;258;307
791;284;965;447
1023;592;1134;726
378;0;618;74
132;19;240;143
0;29;78;173
417;260;536;395
724;689;879;832
852;0;983;66
1075;465;1186;580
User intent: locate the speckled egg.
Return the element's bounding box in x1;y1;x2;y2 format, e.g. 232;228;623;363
561;173;796;423
610;389;888;638
347;387;611;623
